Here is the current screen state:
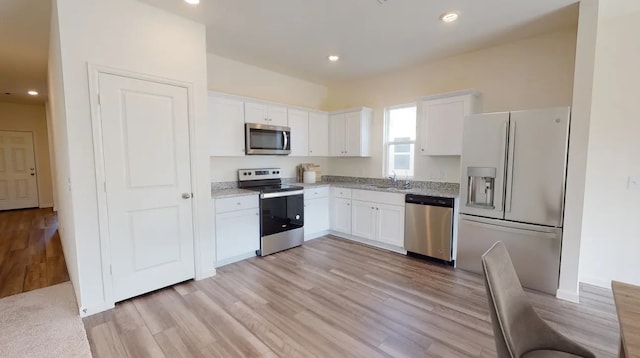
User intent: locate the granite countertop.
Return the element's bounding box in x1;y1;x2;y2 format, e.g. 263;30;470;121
295;181;459;198
211;180;459;199
210;188;257;199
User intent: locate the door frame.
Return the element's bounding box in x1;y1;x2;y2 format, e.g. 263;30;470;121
87;64;202;309
0;130;40;209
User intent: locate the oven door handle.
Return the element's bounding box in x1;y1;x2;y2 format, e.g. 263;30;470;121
261;190;304;199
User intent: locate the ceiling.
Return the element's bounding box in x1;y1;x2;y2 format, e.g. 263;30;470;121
0;0;580;105
0;0;50;105
140;0;579;84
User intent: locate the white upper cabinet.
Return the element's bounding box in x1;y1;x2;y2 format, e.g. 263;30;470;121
329;108;372;157
287;108;309;157
245;101;288;127
419;90;481;156
209;95;246;156
308;112;329;157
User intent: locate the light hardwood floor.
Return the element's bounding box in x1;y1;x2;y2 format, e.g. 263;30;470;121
0;208;69;298
83;236;619;358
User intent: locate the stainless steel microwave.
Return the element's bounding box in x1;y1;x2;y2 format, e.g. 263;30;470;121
245;123;291;155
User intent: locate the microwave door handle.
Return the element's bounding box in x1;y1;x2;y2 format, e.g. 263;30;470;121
283;131;288;150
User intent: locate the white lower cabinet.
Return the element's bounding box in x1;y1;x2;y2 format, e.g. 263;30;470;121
351;200;405;247
304;197;330;240
376;203;405;247
304;187;330;240
331;197;352;235
214;195;259;266
346;190;405;249
351;200;377;240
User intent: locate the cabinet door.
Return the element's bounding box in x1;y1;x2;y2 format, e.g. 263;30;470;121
215;208;260;262
351;200;376;240
376;203;405;247
244;101;269;124
308;112;329;156
421;96;474;156
268;105;288;126
344;111;362;156
209;96;246;156
331;197;351;234
288;109;309;157
329;114;346;156
304;197;329;239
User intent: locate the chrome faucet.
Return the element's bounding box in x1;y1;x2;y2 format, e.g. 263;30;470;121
388;171;397;187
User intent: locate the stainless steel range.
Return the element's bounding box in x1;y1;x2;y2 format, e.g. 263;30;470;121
238;168;304;256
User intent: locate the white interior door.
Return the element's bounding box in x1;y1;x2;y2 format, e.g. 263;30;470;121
0;131;39;210
98;73;195;302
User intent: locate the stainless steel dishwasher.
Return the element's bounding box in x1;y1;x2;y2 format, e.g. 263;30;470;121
404;194;455;265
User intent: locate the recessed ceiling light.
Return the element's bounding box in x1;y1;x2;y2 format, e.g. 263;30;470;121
328;55;340;62
28;90;38;96
440;11;459;23
184;0;199;4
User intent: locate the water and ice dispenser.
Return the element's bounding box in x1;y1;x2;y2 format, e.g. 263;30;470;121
466;167;496;208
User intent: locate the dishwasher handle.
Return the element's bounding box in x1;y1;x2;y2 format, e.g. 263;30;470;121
405;194;454;208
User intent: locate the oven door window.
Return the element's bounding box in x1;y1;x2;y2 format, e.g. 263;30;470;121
249;129;288;150
261;194;304;236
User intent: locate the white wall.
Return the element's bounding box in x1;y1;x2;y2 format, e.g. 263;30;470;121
557;0;599;302
207;54;330;182
326;28;578;182
52;0;211;315
47;0;80;306
0;102;54;207
578;0;640;287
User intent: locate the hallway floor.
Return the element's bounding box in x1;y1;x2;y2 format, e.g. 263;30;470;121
0;208;69;298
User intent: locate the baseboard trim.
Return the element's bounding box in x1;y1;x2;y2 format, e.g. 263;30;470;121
579;276;611;289
556;288;580;303
328;231;407;255
80;301;115;318
215;251;257;268
39;202;54;209
195;268;216;280
305;230;330;241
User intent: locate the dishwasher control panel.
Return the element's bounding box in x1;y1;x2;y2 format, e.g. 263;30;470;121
405;194;454;208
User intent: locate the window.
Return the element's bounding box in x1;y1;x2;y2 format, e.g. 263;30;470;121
384;104;417;178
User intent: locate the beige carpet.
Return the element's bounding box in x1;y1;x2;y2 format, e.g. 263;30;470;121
0;282;92;357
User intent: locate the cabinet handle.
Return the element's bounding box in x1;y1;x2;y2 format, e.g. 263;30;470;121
421;148;424;152
237;202;241;205
376;207;379;211
371;206;375;209
347;203;350;206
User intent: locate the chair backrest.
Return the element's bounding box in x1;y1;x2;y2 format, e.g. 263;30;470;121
482;241;536;358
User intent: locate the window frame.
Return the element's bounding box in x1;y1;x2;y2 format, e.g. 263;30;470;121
383;102;417;179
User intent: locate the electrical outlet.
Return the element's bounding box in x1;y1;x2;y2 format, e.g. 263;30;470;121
628;176;640;190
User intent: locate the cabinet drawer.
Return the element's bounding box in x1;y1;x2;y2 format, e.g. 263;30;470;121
215;195;259;213
304;186;330;200
352;189;404;206
331;187;352;199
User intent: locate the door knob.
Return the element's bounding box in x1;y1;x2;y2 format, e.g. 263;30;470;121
182;193;192;199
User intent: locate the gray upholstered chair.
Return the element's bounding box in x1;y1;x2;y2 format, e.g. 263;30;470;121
482;242;595;358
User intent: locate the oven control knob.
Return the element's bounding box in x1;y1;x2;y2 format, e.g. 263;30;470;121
295;214;300;220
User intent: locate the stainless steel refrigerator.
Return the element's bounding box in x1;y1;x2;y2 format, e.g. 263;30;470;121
457;107;570;295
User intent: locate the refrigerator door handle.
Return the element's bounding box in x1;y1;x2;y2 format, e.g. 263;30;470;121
463;218;559;239
505;120;516;213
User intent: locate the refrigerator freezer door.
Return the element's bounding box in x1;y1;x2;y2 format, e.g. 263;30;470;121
460;112;510;219
504;107;570;227
456;215;562;295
